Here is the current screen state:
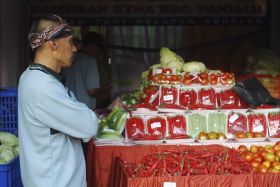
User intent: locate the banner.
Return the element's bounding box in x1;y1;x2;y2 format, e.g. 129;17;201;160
29;0;267;25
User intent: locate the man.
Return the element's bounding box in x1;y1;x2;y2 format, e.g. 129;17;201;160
18;15;98;187
63;31;111;110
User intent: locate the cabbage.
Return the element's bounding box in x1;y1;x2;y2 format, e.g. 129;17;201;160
160;47;184;71
183;61;207;73
13;145;20;156
0;132;19;146
0;145;15;163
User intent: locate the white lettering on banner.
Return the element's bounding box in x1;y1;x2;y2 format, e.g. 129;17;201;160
151;122;161;129
164;182;176;187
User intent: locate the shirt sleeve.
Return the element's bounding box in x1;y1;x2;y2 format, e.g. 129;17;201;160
34;80;98;139
85;58;100;91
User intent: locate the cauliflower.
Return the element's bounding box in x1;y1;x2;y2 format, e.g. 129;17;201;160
160;47;184;72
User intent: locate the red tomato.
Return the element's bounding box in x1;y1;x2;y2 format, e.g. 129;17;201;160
265;153;276;162
251;161;261;168
253;157;263;163
237;145;248;154
258;165;268;174
242;152;253;162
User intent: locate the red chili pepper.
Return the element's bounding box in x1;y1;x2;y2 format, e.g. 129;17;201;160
160;86;178;104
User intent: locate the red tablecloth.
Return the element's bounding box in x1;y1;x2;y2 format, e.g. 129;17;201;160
86;139;280;187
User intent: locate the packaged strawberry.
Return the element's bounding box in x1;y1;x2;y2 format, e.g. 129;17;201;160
267;111;280;137
125;117;145;140
146;116;167;139
227;111;247;136
166;115;188;139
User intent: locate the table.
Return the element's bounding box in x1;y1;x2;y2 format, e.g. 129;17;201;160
86;139;278;187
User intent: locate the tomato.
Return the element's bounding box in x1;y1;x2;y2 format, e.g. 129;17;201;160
266;148;276;154
262;160;271;168
265;153;276;162
258;165;268;174
246;132;255;138
251;161;261;168
259;151;267;160
199;72;208;78
273;164;280;171
271;161;280;167
237;145;248;154
242;152;253;162
269;168;280;173
200;77;209;85
252;152;260;158
273;144;280;152
258;146;265;153
253;157;263;163
210;77;218;85
275;150;280;158
275;141;280;146
250;145;258;153
235;132;246;139
182;78;192;85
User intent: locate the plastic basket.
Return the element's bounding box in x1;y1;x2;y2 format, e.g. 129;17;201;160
236;74;280;99
0;157;23;187
0;88;18;135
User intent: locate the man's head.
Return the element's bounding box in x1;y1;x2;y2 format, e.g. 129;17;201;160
29;15;77;71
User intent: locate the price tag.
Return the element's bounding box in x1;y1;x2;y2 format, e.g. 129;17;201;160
164;95;173;101
156;68;163;74
229;114;239;123
163;182;176;187
254;125;264;132
151;122;161;129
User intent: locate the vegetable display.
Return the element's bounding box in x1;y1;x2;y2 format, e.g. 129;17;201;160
0;132;19;164
146;117;167;139
123;146;253;177
207;112;227;134
167;115;187;139
187;113;207;138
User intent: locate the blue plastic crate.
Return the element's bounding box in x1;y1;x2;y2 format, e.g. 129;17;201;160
0;157;23;187
0;88;18;135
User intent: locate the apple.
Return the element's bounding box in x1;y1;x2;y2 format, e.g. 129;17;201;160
266;148;276;154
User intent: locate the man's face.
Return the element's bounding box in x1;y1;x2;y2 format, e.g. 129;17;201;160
54;35;77;68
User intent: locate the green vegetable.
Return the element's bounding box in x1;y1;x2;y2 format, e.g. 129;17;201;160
97;130;123;140
183;61;206;73
207;112;227;134
0;132;19;146
188;113;207;138
160;47;184;72
0;145;15;163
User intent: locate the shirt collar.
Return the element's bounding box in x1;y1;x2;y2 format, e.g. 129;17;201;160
29;63;66;85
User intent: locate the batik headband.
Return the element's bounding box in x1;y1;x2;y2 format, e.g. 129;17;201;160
28;18;73;49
